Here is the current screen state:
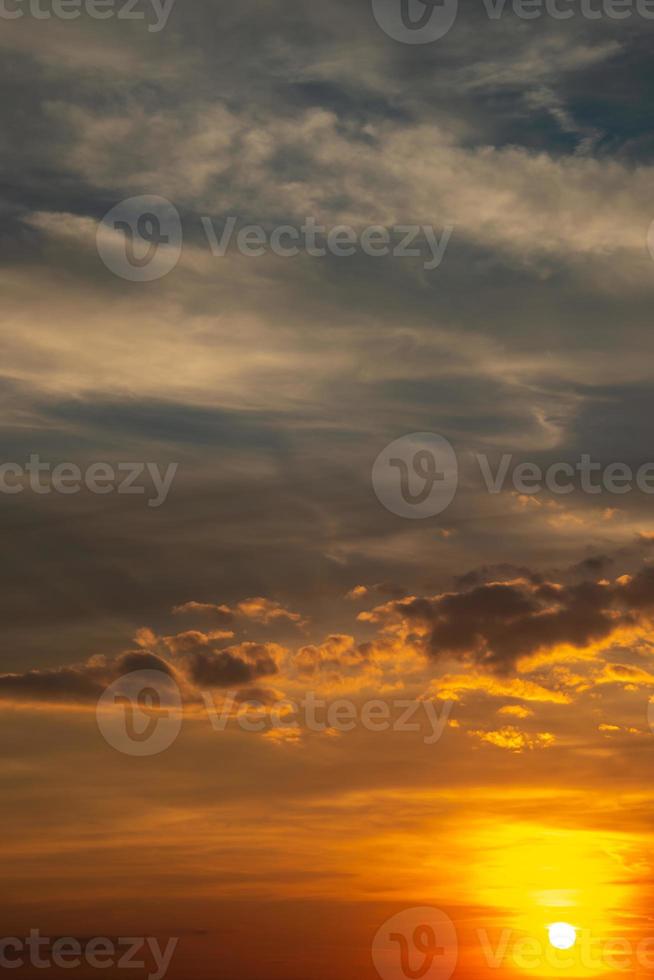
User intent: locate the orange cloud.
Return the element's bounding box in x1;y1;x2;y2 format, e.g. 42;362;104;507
428;673;572;704
174;597;306;628
468;726;556;752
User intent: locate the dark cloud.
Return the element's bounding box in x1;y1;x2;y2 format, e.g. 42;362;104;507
0;665;104;703
184;644;279;688
568;555;614;578
403;581;614;673
0;651;173;704
373;562;654;674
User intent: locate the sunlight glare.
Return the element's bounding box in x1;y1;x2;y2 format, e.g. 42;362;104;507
548;922;577;951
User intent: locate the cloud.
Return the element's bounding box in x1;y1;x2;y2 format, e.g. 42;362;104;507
161;630;236;656
172;602;235;625
361;564;654;675
3;556;654;723
0;636;284;706
0;665;104;704
46;92;654;272
174;597;305;628
598;723;642;736
468;726;556;752
593;662;654;689
233;598;306;627
346;583;406;601
498;705;534;719
263;726;303;746
294;635;368;677
0;651;174;705
362;579;615;673
184;642;283;688
429;673;572;705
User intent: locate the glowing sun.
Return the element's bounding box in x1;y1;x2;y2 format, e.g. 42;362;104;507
548;922;577;950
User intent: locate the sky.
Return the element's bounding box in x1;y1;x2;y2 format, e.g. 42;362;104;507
2;1;654;979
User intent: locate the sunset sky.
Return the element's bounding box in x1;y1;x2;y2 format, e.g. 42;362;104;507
2;1;654;979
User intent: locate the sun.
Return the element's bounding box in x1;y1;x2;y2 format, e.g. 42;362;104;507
548;922;577;950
